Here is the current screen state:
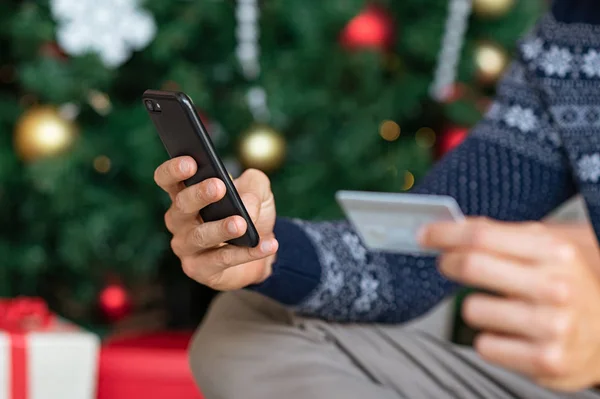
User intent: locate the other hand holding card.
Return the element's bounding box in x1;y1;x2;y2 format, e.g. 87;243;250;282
420;218;600;392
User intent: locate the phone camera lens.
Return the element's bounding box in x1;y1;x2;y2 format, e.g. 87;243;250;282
145;100;154;112
154;102;162;112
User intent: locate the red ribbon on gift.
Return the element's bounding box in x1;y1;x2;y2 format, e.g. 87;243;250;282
0;297;54;399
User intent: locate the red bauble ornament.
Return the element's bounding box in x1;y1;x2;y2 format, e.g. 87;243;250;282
99;283;132;322
438;126;469;157
340;4;395;51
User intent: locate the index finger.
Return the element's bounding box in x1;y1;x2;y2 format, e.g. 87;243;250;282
420;218;558;262
154;156;197;198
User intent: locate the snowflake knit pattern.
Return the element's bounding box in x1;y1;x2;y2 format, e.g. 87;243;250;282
251;4;600;323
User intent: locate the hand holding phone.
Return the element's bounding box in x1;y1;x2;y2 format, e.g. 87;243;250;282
143;90;259;247
147;90;279;291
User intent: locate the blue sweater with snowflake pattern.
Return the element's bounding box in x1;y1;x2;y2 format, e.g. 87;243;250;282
249;1;600;323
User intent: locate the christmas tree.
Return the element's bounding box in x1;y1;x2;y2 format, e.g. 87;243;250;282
1;0;544;327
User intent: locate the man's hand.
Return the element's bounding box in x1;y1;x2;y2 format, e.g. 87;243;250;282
154;156;278;290
420;218;600;392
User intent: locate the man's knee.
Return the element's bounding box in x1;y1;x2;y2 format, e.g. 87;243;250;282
187;290;294;397
188;316;232;397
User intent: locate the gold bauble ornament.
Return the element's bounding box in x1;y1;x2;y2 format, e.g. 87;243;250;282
14;106;77;162
474;41;509;85
238;125;286;172
473;0;515;19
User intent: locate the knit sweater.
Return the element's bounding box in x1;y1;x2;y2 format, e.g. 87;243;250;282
250;1;600;324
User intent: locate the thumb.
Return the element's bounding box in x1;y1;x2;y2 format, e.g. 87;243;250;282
240;192;260;223
234;169;271;202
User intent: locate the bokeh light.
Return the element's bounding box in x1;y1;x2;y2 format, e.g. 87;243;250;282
94;155;112;173
402;171;415;191
379;120;400;141
161;80;180;91
88;90;112;115
474;41;508;83
416;127;436;148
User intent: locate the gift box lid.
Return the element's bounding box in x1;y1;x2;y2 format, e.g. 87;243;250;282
97;331;203;399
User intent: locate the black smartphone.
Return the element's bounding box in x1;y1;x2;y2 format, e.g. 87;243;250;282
143;89;259;248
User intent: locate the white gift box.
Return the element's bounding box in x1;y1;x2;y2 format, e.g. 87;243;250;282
0;300;100;399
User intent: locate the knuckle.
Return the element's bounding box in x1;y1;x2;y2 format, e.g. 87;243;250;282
158;162;174;183
461;296;479;326
174;192;186;212
204;272;225;290
536;345;568;378
555;242;578;263
153;167;162;184
460;253;481;282
469;221;490;247
170;236;183;255
549;310;575;339
215;248;234;267
164;209;175;232
546;274;574;304
191;226;208;247
436;254;451;276
194;184;207;205
473;333;487;355
180;259;196;280
169;160;180;178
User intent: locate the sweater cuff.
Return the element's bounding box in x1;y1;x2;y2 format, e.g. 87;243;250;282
246;217;322;306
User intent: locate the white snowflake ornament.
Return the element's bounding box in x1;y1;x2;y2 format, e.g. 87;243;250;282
50;0;156;68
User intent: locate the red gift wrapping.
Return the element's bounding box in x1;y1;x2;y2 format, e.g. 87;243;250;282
97;331;204;399
0;297;54;399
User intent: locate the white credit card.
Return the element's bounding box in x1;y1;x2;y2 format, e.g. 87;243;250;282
335;190;465;255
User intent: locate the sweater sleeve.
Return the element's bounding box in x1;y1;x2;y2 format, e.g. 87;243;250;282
249;28;578;323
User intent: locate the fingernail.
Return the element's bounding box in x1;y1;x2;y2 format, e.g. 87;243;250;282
261;240;273;253
227;220;238;235
206;182;216;198
180;160;191;174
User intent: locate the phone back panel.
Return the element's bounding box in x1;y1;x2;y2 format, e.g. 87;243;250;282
143;91;258;247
